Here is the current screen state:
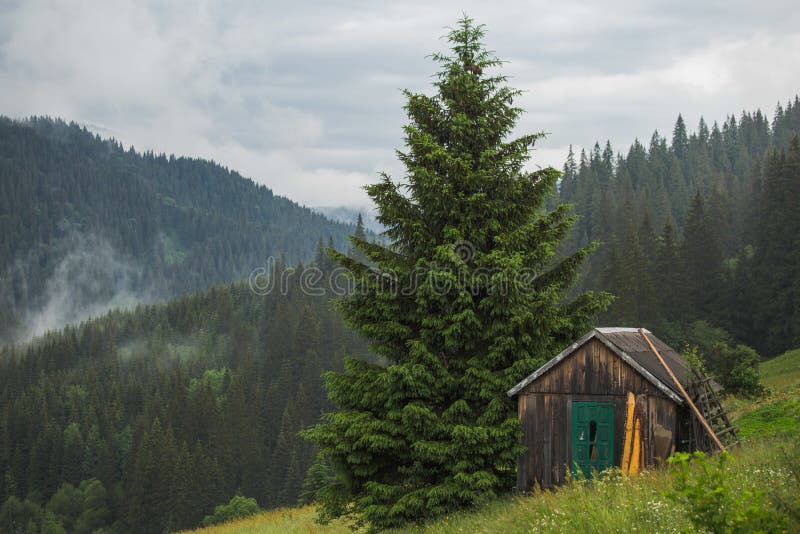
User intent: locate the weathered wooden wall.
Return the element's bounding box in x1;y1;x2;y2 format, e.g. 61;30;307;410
517;339;680;490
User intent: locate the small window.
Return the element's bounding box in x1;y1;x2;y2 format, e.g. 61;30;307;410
589;420;597;460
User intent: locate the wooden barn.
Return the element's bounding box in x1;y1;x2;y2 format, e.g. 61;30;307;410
507;327;734;490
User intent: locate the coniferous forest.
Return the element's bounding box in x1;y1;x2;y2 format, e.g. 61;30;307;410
0;254;368;533
0;117;359;344
559;100;800;358
1;15;799;534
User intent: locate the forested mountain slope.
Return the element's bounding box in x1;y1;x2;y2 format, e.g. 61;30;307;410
559;96;800;356
0;256;368;533
0;117;358;343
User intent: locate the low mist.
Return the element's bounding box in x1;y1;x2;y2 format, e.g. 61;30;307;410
3;234;155;344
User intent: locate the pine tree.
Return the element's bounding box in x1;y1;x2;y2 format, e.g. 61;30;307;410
268;406;298;507
653;218;682;321
710;121;730;173
637;211;660;324
560;145;577;198
61;423;84;487
314;237;331;272
347;214;369;265
697;117;710;145
672;114;688;159
751;137;800;355
354;213;366;241
601;204;652;326
304;17;609;529
297;452;334;506
682;190;723;321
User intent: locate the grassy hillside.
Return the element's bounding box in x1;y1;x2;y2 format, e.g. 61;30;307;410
183;349;800;534
178;508;351;534
759;348;800;392
733;348;800;440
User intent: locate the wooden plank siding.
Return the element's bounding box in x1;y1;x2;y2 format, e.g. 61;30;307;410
520;339;671;399
516;339;680;490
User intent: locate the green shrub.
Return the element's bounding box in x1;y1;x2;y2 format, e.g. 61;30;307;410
0;495;43;533
667;451;787;533
44;478;109;534
709;343;763;396
672;323;762;396
201;495;261;527
46;482;83;531
684;320;733;355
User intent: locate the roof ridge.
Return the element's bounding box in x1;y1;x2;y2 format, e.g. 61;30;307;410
595;326;652;334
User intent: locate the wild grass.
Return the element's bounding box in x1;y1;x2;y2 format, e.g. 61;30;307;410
736;397;800;439
759;348;800;393
387;469;693;534
391;439;796;534
176;506;352;534
184;439;797;534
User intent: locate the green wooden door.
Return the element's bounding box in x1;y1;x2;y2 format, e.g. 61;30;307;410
571;401;614;477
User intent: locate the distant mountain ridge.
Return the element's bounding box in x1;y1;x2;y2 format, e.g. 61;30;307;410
0;116;357;343
312;205;385;234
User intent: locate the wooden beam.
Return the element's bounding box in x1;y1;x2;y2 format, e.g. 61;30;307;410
639;329;726;452
621;392;635;474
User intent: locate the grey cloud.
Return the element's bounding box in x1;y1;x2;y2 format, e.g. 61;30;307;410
1;0;799;208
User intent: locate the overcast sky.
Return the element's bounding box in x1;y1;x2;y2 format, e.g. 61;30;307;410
2;1;799;210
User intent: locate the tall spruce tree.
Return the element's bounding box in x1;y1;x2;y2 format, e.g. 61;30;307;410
751;137;800;355
348;214;369;264
672;114;688;159
653;217;683;321
304;17;610;529
683;190;723;320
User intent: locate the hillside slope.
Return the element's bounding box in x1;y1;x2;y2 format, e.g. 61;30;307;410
0;116;359;343
0;258;370;533
733;348;800;439
182;349;800;534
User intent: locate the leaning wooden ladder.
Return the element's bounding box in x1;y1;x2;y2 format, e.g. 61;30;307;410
639;329;734;453
686;372;739;452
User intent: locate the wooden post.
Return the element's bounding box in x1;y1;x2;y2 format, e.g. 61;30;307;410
629;418;641;474
621;392;635;474
639;329;726;452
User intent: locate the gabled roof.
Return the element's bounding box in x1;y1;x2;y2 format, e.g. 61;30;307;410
507;327;691;404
